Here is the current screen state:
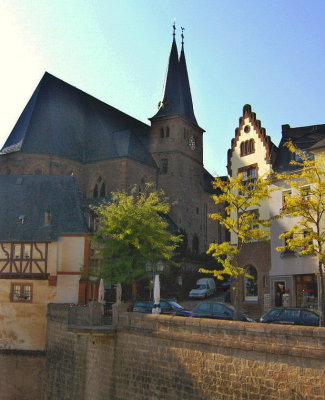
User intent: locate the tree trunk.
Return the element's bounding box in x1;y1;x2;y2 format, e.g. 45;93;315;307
319;261;325;327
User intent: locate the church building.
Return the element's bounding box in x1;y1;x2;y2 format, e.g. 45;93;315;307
0;27;220;348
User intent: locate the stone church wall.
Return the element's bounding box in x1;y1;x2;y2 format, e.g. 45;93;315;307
42;304;325;400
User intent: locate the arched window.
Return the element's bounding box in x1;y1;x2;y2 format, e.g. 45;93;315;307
160;128;164;138
192;235;199;255
100;183;106;197
240;142;245;156
245;265;258;301
166;126;170;137
93;184;99;198
245;141;250;155
250;139;255;153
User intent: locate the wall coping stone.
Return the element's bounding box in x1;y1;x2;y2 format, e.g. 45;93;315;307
117;312;325;360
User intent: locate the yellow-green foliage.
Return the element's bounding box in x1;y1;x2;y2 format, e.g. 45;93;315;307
202;172;273;280
276;142;325;264
92;184;182;285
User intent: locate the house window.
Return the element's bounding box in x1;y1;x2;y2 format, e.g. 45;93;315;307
282;190;292;209
10;283;33;303
161;159;168;174
282;232;295;255
303;230;313;251
240;139;255;156
245;266;258;301
239;165;257;190
23;244;31;258
14;244;21;258
301;186;311;201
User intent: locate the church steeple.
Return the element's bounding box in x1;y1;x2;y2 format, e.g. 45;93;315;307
151;25;198;126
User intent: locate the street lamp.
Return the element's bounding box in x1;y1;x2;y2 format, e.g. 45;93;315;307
146;260;164;314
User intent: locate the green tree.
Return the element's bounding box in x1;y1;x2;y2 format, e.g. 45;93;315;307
92;184;181;298
200;173;273;318
276;142;325;326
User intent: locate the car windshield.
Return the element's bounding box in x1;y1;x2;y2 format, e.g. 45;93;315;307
168;301;183;310
197;284;208;289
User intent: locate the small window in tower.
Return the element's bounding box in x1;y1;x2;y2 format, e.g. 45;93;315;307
93;184;99;198
160;128;164;138
100;183;106;197
166;127;170;137
161;159;168;174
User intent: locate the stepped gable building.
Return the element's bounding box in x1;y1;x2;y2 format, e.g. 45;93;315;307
228;104;325;315
227;104;278;315
0;28;219;264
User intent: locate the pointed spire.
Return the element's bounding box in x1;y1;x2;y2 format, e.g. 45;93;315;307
179;28;197;125
151;26;198;126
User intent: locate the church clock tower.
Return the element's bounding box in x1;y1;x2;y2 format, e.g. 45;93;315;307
149;25;208;253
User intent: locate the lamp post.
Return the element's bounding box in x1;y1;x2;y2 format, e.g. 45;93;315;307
146;260;164;314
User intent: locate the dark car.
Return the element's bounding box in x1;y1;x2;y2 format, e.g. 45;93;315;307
128;299;190;316
260;307;320;326
191;301;255;322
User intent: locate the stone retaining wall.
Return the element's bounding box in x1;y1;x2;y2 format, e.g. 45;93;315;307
43;304;325;400
0;350;45;400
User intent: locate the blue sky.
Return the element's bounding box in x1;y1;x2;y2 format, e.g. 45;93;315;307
1;0;324;176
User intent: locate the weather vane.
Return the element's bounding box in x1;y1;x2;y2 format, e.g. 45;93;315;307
181;27;185;46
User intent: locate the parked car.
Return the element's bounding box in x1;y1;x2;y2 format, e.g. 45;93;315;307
128;299;191;316
220;277;235;291
189;278;216;299
260;307;320;326
191;301;255;322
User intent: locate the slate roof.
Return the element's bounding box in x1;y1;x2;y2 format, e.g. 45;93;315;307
0;175;89;241
0;73;157;168
274;124;325;171
151;40;198;126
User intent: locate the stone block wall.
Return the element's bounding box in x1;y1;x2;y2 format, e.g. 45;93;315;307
0;350;45;400
43;304;325;400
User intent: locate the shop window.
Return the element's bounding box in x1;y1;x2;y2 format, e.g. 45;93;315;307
244;266;258;301
274;281;285;307
10;283;33;303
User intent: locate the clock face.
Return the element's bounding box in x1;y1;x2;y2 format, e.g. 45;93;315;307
189;136;196;150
